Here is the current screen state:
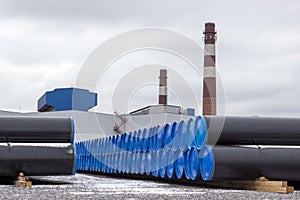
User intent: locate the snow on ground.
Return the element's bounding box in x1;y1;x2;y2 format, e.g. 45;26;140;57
0;173;299;200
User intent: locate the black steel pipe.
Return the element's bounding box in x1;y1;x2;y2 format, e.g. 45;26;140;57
0;116;74;143
205;116;300;145
199;145;300;181
0;144;75;176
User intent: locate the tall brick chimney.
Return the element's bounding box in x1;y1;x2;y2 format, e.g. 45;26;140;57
202;22;217;115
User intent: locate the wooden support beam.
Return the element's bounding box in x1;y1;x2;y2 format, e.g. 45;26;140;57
203;177;294;194
14;172;32;187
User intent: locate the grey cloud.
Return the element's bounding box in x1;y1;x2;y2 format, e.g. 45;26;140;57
0;0;299;117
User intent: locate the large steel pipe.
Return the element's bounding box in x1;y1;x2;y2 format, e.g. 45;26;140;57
199;145;300;181
0;144;75;176
0;116;74;143
205;116;300;145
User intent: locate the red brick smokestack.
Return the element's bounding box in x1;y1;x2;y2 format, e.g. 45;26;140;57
203;22;217;115
159;69;167;104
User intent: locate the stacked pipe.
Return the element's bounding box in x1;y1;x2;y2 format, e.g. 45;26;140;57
75;116;300;182
199;116;300;181
0;116;75;176
75;116;207;180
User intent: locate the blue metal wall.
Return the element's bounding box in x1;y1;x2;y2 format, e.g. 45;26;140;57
38;88;97;112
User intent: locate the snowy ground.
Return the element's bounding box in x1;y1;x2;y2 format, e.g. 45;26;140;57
0;173;299;200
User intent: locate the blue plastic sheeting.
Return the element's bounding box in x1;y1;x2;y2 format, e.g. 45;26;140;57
199;145;214;181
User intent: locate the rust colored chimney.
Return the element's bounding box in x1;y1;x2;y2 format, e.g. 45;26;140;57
159;69;167;104
202;22;217;115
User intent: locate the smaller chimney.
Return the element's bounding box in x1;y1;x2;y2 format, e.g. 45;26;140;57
159;69;167;105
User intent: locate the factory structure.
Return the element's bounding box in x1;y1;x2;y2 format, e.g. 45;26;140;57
1;22;300;193
0;68;196;142
0;24;217;141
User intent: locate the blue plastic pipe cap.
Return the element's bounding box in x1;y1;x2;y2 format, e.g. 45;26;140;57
128;132;134;152
145;152;151;175
189;147;199;180
171;122;179;150
108;136;112;154
116;134;121;151
187;118;195;148
137;129;143;152
163;124;172;149
117;152;122;173
199;145;214;181
130;152;136;174
123;133;129;151
142;128;148;152
151;151;159;177
140;152;146;174
135;153;140;174
150;151;156;176
166;149;175;179
156;125;163;151
126;152;131;174
194;116;207;149
174;150;184;179
149;127;155;152
112;135;116;153
133;130;138;152
159;149;167;178
184;149;191;179
178;120;188;151
70;117;75;144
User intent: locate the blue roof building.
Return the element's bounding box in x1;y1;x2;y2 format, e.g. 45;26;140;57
38;88;97;112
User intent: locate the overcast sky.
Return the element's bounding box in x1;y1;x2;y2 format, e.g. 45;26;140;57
0;0;299;117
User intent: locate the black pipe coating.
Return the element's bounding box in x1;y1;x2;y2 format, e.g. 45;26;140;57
0;116;74;143
0;144;75;176
201;145;300;181
204;116;300;145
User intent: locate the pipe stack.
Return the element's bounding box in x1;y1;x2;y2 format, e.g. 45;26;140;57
76;116;300;182
75;116;207;180
0;116;75;176
199;116;300;181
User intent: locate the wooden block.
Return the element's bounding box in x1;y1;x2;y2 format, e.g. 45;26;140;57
230;180;287;187
18;176;26;181
237;185;294;194
15;180;32;187
15;181;26;187
25;181;32;187
204;180;293;194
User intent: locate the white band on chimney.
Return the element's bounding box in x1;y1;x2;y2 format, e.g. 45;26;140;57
204;66;216;78
159;86;167;95
204;44;215;56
